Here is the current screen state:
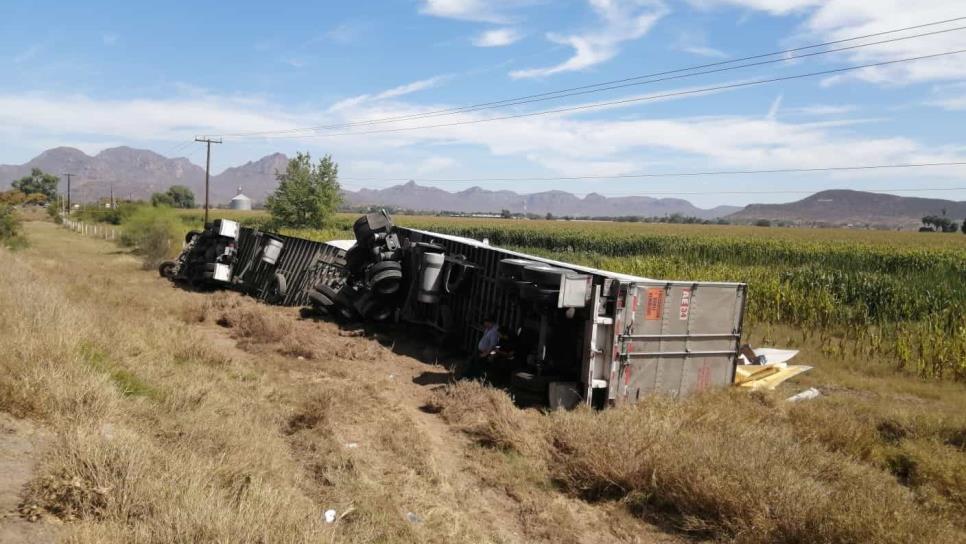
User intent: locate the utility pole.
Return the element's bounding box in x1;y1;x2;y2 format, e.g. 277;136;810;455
195;137;222;225
63;173;74;215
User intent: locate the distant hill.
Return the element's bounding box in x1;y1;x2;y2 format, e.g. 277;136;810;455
343;181;740;218
0;147;738;218
728;190;966;228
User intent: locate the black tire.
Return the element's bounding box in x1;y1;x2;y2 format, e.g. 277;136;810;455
344;245;367;273
522;264;566;287
498;258;535;280
366;261;403;295
185;230;202;244
520;283;559;304
307;289;335;308
159;260;177;279
314;283;340;300
361;299;394;322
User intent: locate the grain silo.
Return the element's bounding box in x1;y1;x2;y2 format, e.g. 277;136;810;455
230;187;252;211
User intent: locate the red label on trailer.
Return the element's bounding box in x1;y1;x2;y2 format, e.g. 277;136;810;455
645;288;664;320
679;288;691;321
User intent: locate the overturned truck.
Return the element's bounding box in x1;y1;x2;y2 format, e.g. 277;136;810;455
162;212;753;408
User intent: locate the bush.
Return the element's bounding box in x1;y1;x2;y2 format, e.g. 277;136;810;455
0;205;28;249
120;207;181;269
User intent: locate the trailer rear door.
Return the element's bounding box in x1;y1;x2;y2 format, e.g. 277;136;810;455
611;281;746;403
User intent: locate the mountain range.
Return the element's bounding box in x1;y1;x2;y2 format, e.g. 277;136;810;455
728;190;966;229
2;146;964;228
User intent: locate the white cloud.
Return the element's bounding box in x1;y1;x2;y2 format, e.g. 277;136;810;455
673;29;728;58
766;93;783;119
373;76;447;100
511;0;669;78
473;28;523;47
681;45;728;58
329;76;448;111
690;1;966;85
926;82;966;110
419;0;517;23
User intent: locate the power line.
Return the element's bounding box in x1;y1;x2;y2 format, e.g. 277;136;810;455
234;48;966;140
339;161;966;184
215;17;966;138
195;137;222;224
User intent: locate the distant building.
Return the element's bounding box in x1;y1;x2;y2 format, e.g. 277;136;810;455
230;187;252;210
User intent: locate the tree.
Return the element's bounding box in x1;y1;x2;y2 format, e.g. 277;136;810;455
150;192;175;207
167;185;195;208
754;219;772;227
151;185;195;208
962;220;966;234
11;168;59;201
266;152;342;228
500;208;512;219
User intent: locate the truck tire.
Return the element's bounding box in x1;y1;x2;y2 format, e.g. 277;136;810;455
185;230;202;244
522;264;566;287
498;258;535;280
159;260;177;279
307;289;335;308
314;283;340;301
366;261;403;295
520;283;559;304
344;245;366;273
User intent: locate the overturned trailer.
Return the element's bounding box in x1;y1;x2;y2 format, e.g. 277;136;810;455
162;213;750;408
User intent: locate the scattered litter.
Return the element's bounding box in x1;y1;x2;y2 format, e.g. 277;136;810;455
405;511;423;524
786;387;822;402
388;374;396;380
297;356;305;361
324;509;337;524
345;442;359;449
339;329;365;337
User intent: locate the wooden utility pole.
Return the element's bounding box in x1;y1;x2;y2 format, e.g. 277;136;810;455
194;137;222;225
63;173;74;214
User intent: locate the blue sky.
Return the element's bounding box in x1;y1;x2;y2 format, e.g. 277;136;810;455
2;0;966;207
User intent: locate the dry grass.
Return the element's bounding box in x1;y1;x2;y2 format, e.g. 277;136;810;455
0;226;327;543
429;382;965;544
427;380;546;457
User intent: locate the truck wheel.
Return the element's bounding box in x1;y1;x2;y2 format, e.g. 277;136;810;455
498;258;535;280
159;260;177;279
366;261;403;295
185;230;202;244
520;283;559;304
522;264;566;287
308;289;335;308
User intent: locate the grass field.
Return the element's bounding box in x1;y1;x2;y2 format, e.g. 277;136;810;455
2;217;965;543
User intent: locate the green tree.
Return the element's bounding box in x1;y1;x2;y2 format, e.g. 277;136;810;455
150;185;195;208
150;192;175;207
11;168;59;201
962;220;966;234
500;208;512;219
167;185;195;208
0;205;27;249
266;152;342;228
